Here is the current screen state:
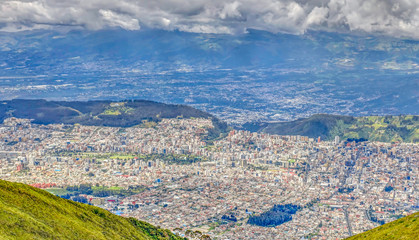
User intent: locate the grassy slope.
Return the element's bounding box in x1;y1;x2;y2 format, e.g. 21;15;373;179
346;212;418;240
259;115;419;143
0;180;184;240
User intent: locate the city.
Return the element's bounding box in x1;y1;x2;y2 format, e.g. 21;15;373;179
0;117;417;239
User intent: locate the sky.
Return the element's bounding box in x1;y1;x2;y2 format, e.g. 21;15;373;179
0;0;418;39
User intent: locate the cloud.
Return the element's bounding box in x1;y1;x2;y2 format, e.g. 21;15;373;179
0;0;417;39
99;10;140;30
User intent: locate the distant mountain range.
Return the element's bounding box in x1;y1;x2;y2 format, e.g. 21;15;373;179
243;114;419;143
0;29;417;122
346;212;418;240
1;28;418;72
0;179;184;239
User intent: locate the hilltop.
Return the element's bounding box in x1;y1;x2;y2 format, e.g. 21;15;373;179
0;179;184;239
346;212;418;240
0;99;228;140
246;114;419;143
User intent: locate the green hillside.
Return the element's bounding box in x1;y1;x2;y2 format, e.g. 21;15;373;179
0;99;229;140
0;179;185;240
256;114;355;140
0;99;213;127
346;212;418;240
256;114;419;143
339;115;419;143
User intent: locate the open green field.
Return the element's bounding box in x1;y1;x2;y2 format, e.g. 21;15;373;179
56;152;207;165
92;186;123;191
45;188;69;196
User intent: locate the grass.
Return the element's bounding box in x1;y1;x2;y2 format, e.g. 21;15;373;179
110;154;137;160
0;179;185;240
57;152;207;165
346;212;418;240
102;109;122;116
101;104;135;116
92;186;122;191
45;188;69;196
138;120;158;128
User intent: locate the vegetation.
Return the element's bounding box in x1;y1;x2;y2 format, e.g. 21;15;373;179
45;187;70;196
247;204;301;227
256;114;356;140
56;152;208;165
61;184;147;198
0;99;228;141
346;212;418;240
255;114;419;143
221;214;237;222
0;179;185;240
343;115;419;143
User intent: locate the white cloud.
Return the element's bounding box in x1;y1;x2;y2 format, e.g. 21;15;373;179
305;7;329;26
99;9;140;30
0;0;417;39
219;1;242;20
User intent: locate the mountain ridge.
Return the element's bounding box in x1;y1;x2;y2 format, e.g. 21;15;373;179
0;99;229;140
1;99;417;143
0;99;213;126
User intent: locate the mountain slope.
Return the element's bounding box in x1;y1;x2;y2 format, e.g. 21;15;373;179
251;114;419;143
253;114;356;140
0;179;184;240
346;212;418;240
0;99;229;140
0;99;214;127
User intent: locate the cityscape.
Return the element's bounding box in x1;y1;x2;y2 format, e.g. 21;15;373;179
1;117;417;239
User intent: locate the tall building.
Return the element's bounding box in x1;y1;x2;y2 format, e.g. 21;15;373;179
335;136;340;145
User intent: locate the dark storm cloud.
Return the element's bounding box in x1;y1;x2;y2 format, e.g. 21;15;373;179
0;0;418;38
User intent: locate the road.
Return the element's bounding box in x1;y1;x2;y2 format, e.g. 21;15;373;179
344;207;353;237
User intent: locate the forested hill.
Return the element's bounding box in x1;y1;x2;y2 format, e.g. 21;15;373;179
244;114;419;143
0;99;211;126
0;179;184;239
346;212;418;240
0;99;228;138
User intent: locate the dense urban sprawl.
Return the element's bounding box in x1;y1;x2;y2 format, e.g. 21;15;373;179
0;117;417;239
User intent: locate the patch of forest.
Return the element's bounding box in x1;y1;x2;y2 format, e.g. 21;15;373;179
247;204;301;227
